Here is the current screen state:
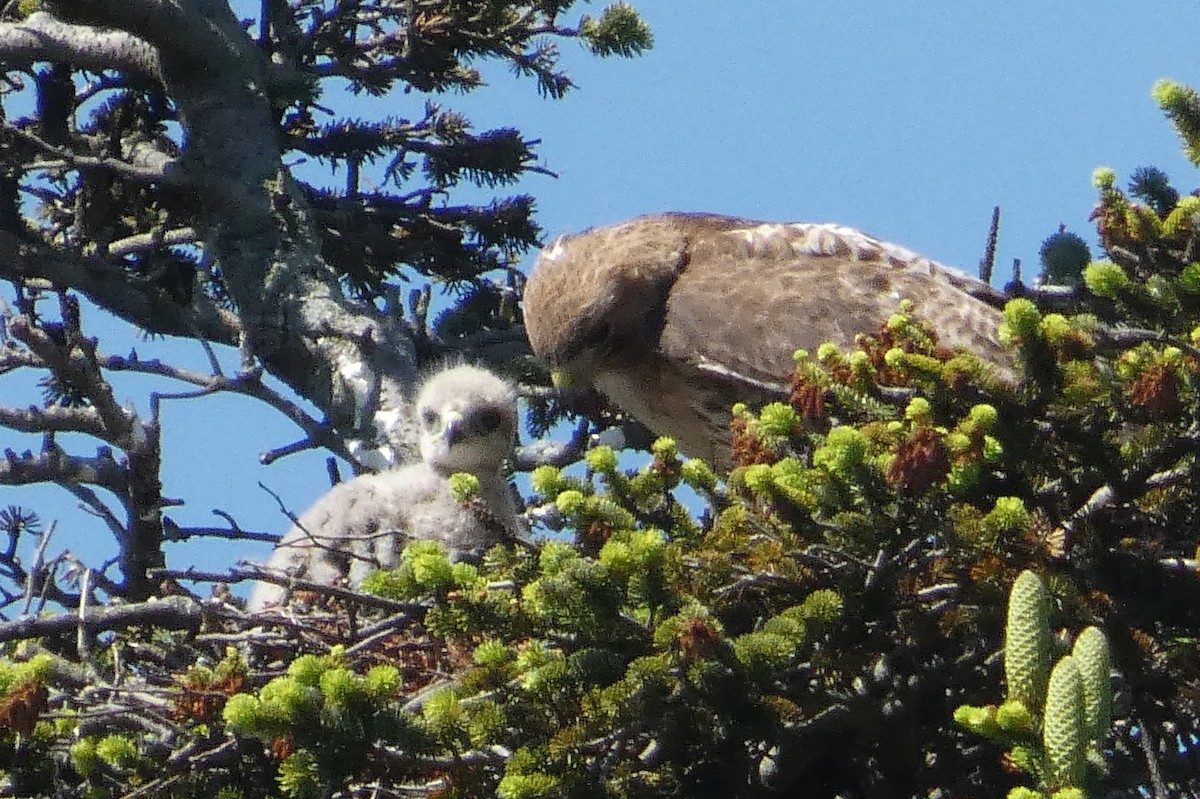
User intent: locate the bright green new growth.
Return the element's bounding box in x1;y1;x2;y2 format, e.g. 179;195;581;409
1039;314;1075;346
812;426;870;476
995;699;1035;733
799;589;844;623
1083;261;1131;299
69;738;100;776
1153;79;1200;166
1163;195;1200;237
904;396;932;422
767;458;819;508
0;652;53;695
95;734;140;770
1072;626;1113;744
405;541;455;591
529;465;565;498
1050;788;1087;799
1092;166;1117;189
449;472;482;502
585;445;619;473
1002;298;1042;340
1043;656;1087;790
497;771;563;799
651;436;678;460
983;497;1031;535
1007;787;1045;799
679;457;718;492
422;688;466;737
555;489;587;515
967;403;999;432
757;402;800;438
953;704;1001;737
1005;570;1052;709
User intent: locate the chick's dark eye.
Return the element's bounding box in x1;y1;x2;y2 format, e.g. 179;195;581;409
474;409;502;433
420;408;438;426
584;322;612;350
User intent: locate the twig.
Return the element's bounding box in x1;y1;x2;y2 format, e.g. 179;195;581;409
1134;714;1169;799
107;226;199;258
343;611;422;656
61;481;128;539
102;351;359;466
161;521;278;544
20;518;55;616
512;419;590;470
76;569;95;675
260;435;323;466
157;566;426;615
978;206;999;284
6;123;180;185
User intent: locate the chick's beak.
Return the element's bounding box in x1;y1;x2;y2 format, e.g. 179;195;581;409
441;410;465;447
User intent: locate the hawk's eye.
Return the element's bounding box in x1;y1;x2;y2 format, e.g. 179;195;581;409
583;321;612;351
474;409;502;433
420;407;438;426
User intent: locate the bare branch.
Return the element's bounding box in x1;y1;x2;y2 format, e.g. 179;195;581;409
0;229;242;342
0;445;126;493
0;594;204;643
9;124;182;185
161;520;278;545
0;12;162;80
0;403;109;439
157;565;425;615
108;226;200;258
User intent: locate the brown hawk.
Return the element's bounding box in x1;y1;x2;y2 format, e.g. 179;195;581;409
247;364;522;612
522;212;1014;471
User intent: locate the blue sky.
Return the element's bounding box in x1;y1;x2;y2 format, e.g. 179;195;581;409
5;2;1200;595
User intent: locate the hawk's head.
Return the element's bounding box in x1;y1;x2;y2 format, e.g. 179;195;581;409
416;365;517;475
523;215;693;390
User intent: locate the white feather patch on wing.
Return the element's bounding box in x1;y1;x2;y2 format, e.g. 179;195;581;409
731;221;1004;302
541;236;567;261
694;357;791;395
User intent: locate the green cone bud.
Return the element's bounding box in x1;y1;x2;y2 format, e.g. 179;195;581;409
1044;656;1087;790
1072;626;1113;743
1005;570;1052;708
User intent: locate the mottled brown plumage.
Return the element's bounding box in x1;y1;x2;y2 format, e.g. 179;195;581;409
523;212;1014;470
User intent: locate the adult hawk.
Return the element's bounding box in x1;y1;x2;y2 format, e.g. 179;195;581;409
247;364;521;612
522;212;1014;471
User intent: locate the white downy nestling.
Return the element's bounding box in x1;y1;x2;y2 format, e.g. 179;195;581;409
247;364;520;612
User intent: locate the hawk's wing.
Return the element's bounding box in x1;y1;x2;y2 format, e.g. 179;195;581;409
655;220;1014;388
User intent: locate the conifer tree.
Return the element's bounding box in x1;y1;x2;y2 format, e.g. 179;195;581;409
0;5;1197;799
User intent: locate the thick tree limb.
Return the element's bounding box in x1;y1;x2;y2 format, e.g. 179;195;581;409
0;403;108;439
0;12;162;80
0;445;126;493
0;594;203;643
0;229;242;342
